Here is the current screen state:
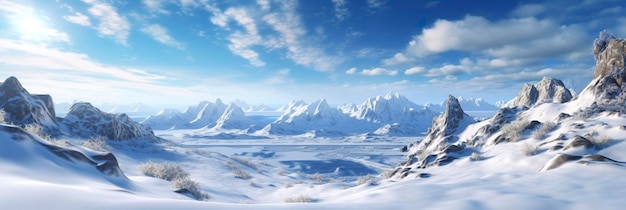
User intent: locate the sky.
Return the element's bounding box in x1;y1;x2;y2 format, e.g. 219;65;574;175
0;0;625;110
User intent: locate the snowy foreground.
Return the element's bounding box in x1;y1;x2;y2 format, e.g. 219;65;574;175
2;120;626;210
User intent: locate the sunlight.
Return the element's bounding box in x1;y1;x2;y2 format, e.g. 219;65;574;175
14;14;46;40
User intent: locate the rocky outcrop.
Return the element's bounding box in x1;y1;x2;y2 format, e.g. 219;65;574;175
393;96;475;177
61;102;155;140
509;77;574;108
586;32;626;110
0;76;59;135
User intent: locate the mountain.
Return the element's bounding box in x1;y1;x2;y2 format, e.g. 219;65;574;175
213;103;255;129
507;77;574;108
424;96;499;112
0;76;60;135
142;100;228;129
231;99;274;112
261;99;372;136
395;96;475;176
61;102;156;140
352;92;437;135
337;103;357;115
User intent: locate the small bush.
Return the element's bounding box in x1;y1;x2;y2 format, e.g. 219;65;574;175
230;156;258;170
171;177;210;201
284;194;313;203
469;152;481;161
521;142;538;156
357;175;377;186
227;163;252;180
532;122;556;139
0;109;6;123
81;136;111;152
24;123;51;140
587;133;613;149
501;119;530;142
308;173;327;184
139;161;189;181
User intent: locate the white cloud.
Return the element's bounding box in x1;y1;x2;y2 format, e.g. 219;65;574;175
366;0;386;9
142;0;169;14
332;0;349;21
257;0;270;10
83;0;131;45
346;67;357;74
141;24;185;49
362;67;398;76
63;12;91;26
510;4;546;17
404;66;425;75
385;15;589;65
210;7;265;67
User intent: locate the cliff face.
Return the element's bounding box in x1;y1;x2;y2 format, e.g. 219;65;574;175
0;77;59;135
588;32;626;108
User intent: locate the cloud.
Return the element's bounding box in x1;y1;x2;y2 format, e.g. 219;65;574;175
0;39;169;83
266;69;292;84
362;67;398;76
509;4;546;17
209;7;265;67
385;15;589;65
404;66;425;75
141;24;185;49
367;0;386;9
63;12;91;26
83;0;131;45
345;67;357;74
257;0;270;10
142;0;169;14
332;0;349;21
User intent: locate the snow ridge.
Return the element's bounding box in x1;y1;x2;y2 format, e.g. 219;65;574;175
0;76;60;135
62;102;156;140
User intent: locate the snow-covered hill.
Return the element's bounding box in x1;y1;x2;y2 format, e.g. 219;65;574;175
214;103;256;130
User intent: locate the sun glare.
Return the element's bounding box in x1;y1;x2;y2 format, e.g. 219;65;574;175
14;14;47;40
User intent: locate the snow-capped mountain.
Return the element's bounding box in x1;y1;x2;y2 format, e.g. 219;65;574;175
214;103;256;129
231;99;275;112
424;96;499;112
506;76;574;108
61;102;156;140
261;99;371;136
352;92;437;135
0;76;60;135
142;100;227;129
337;103;357;115
142;100;257;130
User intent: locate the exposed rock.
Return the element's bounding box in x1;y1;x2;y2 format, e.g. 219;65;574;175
586;32;626;112
0;76;59;135
509;77;574;108
562;135;594;151
62;102;155;140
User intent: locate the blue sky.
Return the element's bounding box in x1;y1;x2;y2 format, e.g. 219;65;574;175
0;0;624;109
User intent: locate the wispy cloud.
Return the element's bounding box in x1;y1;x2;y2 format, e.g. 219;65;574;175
63;12;91;26
83;0;131;45
345;67;357;74
366;0;386;9
332;0;349;21
404;66;425;75
141;24;185;49
362;67;398;76
266;69;292;84
142;0;169;14
0;1;70;43
207;0;341;71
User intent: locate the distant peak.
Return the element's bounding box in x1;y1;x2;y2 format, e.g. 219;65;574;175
215;98;224;105
384;91;401;100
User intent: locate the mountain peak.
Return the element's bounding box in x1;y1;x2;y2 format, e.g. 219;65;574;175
509;77;573;108
0;76;27;96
